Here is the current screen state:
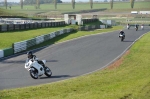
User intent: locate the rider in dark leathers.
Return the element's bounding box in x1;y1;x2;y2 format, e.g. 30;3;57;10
119;30;125;39
26;51;46;69
135;24;138;30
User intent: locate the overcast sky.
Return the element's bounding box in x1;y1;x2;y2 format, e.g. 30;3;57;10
3;0;104;2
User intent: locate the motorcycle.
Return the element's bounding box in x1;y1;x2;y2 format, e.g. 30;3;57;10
119;34;125;41
25;59;52;79
127;25;130;29
141;25;144;30
135;27;138;31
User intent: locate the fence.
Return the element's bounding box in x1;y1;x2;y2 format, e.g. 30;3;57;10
82;19;99;24
78;25;106;31
0;21;65;32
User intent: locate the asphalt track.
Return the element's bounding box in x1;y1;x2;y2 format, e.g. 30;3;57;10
0;27;150;90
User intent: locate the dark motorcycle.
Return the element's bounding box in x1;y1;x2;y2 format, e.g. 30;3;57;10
135;27;138;31
119;34;125;41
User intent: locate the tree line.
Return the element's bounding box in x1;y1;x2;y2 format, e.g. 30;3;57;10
23;0;62;5
3;0;136;10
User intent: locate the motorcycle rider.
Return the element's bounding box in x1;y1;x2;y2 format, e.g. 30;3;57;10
26;51;46;69
141;24;144;30
119;30;125;39
127;23;130;29
135;24;138;30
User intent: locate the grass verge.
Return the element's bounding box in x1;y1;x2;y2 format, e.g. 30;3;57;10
0;26;69;49
0;31;150;99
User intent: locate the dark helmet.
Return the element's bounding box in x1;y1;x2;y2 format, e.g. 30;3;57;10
27;51;33;58
27;51;32;55
27;51;32;56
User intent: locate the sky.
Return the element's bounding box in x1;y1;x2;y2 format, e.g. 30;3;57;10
2;0;104;2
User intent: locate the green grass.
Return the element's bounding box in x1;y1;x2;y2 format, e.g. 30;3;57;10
0;8;27;17
0;1;150;16
0;30;150;99
0;26;69;49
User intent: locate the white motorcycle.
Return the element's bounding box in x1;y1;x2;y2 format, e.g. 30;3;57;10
141;25;144;30
25;59;52;79
127;25;130;29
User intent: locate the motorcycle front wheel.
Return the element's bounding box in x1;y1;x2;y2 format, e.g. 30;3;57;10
121;37;124;41
30;68;38;79
45;67;52;77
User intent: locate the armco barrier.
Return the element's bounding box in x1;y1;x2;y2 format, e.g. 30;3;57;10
55;31;60;36
0;50;4;58
78;24;106;31
8;24;14;31
44;34;51;41
13;28;73;53
26;38;36;48
1;25;7;31
14;24;19;30
0;21;65;32
3;48;13;57
100;25;106;29
50;32;56;39
0;25;1;32
13;41;27;53
36;35;45;44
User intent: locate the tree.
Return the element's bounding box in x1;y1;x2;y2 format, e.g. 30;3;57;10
130;0;135;9
110;0;113;9
4;0;7;9
23;0;62;5
90;0;93;9
20;0;23;9
72;0;75;9
54;0;57;9
36;0;40;9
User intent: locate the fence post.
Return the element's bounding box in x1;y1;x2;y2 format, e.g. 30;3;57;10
24;24;26;29
7;25;9;31
0;25;1;32
29;24;31;29
19;24;21;30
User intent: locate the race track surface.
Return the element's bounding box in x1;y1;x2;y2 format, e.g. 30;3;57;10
0;27;150;90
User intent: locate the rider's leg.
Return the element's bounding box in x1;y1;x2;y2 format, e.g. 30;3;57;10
38;60;46;68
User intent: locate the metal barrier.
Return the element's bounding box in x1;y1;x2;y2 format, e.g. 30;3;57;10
0;21;65;32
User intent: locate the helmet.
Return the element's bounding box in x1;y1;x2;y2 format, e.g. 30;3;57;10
27;51;32;55
27;51;33;58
